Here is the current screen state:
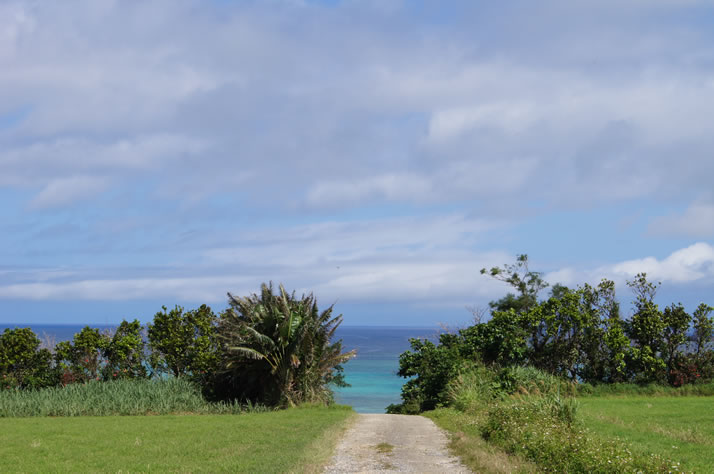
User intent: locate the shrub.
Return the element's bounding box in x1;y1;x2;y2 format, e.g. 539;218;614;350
54;326;108;383
215;283;355;406
481;397;673;473
388;334;462;413
102;319;148;380
147;304;219;384
0;328;58;390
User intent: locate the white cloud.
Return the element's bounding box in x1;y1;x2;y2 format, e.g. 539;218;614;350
0;276;251;303
609;243;714;283
649;202;714;238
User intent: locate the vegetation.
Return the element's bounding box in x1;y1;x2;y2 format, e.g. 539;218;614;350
0;327;56;390
0;378;260;417
215;283;355;406
0;405;354;472
391;255;714;413
580;396;714;472
0;283;354;411
432;363;675;472
389;254;714;472
425;408;537;474
147;304;219;387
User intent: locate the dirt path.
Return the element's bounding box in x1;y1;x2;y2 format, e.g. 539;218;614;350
324;414;471;473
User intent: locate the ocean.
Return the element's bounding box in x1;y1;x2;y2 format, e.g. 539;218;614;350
1;323;440;414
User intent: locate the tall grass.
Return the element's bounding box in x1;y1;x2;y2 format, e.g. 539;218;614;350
439;363;675;473
0;378;269;417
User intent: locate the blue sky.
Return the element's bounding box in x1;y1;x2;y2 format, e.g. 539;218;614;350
1;0;714;326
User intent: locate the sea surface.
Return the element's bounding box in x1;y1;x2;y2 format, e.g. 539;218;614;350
1;323;440;413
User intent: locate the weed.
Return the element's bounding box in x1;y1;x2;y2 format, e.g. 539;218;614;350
375;442;394;454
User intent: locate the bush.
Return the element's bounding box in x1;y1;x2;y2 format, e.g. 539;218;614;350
481;397;673;473
215;283;355;406
387;334;462;413
0;328;58;390
147;304;219;385
444;364;676;473
102;319;148;381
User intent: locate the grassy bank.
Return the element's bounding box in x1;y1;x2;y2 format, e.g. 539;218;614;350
426;408;537;473
0;378;259;417
0;405;354;472
425;365;676;473
580;396;714;472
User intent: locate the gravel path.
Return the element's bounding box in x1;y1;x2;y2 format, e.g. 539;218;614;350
324;414;471;473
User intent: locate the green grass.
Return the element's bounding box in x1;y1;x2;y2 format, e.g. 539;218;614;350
580;396;714;472
577;381;714;397
426;408;537;474
0;378;260;417
0;405;354;473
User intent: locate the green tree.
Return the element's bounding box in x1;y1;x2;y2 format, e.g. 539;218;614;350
54;326;109;383
460;308;530;366
661;303;692;384
147;305;219;382
624;273;666;383
216;283;355;406
102;319;148;380
0;328;57;390
481;254;548;314
692;303;714;358
391;335;462;413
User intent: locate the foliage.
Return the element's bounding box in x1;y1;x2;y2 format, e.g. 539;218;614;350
481;254;548;314
0;405;354;473
397;255;714;405
54;326;109;383
0;328;57;390
102;319;148;381
481;397;673;473
147;304;219;384
425;408;538;473
387;334;462;413
216;282;355;406
439;363;677;473
0;377;262;417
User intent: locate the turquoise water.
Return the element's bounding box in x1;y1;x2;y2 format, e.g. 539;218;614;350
2;323;438;414
333;326;439;413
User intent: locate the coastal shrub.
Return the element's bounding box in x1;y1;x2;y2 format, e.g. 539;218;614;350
54;326;109;383
387;334;462;413
442;364;676;472
0;328;58;390
481;397;674;473
215;282;355;406
101;319;148;381
0;377;264;417
147;304;219;385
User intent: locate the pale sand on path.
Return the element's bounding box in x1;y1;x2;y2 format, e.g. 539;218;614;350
324;414;471;473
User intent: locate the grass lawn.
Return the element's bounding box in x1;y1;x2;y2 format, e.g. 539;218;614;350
579;396;714;472
0;405;354;473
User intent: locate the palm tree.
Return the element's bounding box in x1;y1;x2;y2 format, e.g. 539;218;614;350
216;283;355;406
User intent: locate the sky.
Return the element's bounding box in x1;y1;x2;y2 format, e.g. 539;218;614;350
1;0;714;326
